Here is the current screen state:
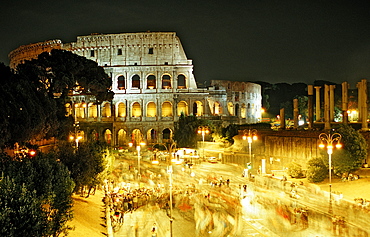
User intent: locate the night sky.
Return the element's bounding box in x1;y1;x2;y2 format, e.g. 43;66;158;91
1;0;370;88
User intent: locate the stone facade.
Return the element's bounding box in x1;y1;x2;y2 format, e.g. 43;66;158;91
9;32;262;147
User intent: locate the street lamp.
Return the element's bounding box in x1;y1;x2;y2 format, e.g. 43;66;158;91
318;132;342;210
197;126;209;159
69;134;83;148
167;165;174;237
243;129;258;169
129;141;146;179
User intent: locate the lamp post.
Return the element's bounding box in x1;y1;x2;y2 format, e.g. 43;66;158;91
161;142;177;237
129;141;146;179
167;165;174;237
69;134;83;148
242;129;258;169
197;126;209;159
318;132;342;213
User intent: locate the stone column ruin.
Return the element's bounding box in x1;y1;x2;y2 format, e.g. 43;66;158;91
314;86;321;122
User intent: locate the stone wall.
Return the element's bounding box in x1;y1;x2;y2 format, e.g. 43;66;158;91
206;129;369;174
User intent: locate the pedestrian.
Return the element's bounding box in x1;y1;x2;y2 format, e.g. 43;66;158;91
151;222;157;237
226;179;230;186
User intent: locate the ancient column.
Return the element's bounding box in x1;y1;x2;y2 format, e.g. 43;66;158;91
358;79;368;131
280;108;285;130
357;81;362;121
308;85;314;129
315;86;321;122
329;85;336;122
293;98;299;129
342;82;349;125
324;85;331;130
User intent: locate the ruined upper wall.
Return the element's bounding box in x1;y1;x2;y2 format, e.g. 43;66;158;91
8;32;192;68
67;32;191;66
8;39;63;69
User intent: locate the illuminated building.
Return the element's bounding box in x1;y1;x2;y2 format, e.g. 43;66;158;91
9;32;261;147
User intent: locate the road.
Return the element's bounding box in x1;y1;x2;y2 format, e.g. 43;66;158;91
66;158;370;237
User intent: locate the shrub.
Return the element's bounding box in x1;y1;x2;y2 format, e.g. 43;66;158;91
307;157;327;183
287;162;304;178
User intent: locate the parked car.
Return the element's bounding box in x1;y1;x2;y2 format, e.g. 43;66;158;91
207;157;218;163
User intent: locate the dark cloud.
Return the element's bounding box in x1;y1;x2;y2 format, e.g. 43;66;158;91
1;0;370;87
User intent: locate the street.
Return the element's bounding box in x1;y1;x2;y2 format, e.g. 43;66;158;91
66;157;370;237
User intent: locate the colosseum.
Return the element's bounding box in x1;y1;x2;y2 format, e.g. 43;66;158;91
9;31;262;148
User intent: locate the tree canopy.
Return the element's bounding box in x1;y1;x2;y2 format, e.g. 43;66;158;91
331;125;368;175
56;141;111;194
0;152;74;237
0;49;114;147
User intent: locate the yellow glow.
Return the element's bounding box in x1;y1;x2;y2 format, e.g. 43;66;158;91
242;135;247;140
253;135;258;141
336;143;342;149
140;142;146;146
69;135;75;140
128;142;133;147
152;160;159;165
327;145;333;149
319;143;325;148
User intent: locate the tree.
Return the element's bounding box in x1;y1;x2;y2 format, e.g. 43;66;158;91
16;49;113;102
221;124;239;145
331;125;368;176
0;49;114;147
57;141;109;194
0;152;75;237
174;114;199;148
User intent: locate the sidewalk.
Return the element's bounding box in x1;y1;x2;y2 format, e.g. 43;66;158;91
316;177;370;202
61;190;107;237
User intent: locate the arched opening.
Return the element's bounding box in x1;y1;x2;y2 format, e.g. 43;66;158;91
162;75;171;89
162;102;173;117
131;129;144;146
132;74;140;89
117;102;126;117
177;101;188;116
75;102;86;118
117;75;125;90
146;102;156;117
90;130;99;141
162;128;172;140
102;102;111;117
147;129;157;144
131;102;141;117
104;129;112;144
193;101;203;116
117;129;127;147
228;102;234;116
235;104;239;117
241;103;246;118
147;75;156;89
177;74;186;89
88;102;97;118
65;103;72;117
214;101;222;115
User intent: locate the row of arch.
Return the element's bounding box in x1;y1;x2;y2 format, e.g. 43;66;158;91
67;100;258;119
76;127;173;147
67;100;224;118
116;74;187;90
